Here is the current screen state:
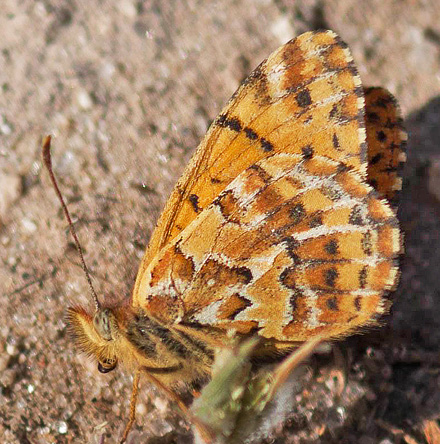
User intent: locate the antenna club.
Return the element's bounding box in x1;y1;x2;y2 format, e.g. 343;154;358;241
42;135;52;155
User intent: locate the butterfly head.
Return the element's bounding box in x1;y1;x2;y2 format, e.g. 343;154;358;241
66;306;123;374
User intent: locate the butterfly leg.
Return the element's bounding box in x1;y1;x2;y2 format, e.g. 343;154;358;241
120;368;141;443
268;335;323;399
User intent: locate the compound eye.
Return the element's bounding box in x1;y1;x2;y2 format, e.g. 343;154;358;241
98;358;117;373
93;309;114;341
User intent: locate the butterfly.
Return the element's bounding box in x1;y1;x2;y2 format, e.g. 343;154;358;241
43;29;405;442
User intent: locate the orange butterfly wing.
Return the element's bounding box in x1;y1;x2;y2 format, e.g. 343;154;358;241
133;30;369;305
132;31;404;344
364;87;407;207
137;152;400;341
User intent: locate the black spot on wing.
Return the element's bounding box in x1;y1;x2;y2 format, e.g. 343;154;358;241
349;206;364;225
217;114;273;152
217;114;242;132
189;194;202;213
377;130;387;142
244;127;258;140
332;133;340;149
296;88;312;108
289;203;306;224
233;266;253;284
260;138;274;152
326;297;338;311
361;232;373;256
371;153;383;165
301;145;314;159
325;268;339;288
324;239;339;255
309;215;323;228
359;266;368;288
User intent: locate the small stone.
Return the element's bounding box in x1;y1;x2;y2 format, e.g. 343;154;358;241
57;421;68;434
6;344;16;355
21;217;37;233
118;0;137;18
77;89;93;110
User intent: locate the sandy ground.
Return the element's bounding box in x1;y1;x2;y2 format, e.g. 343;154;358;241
1;1;440;443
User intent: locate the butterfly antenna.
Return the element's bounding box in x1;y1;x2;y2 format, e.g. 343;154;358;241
42;135;101;311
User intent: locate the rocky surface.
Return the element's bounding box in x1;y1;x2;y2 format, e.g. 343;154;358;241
1;1;440;443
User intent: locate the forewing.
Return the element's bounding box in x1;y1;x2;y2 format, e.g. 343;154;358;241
133;30;368;305
137;153;401;342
